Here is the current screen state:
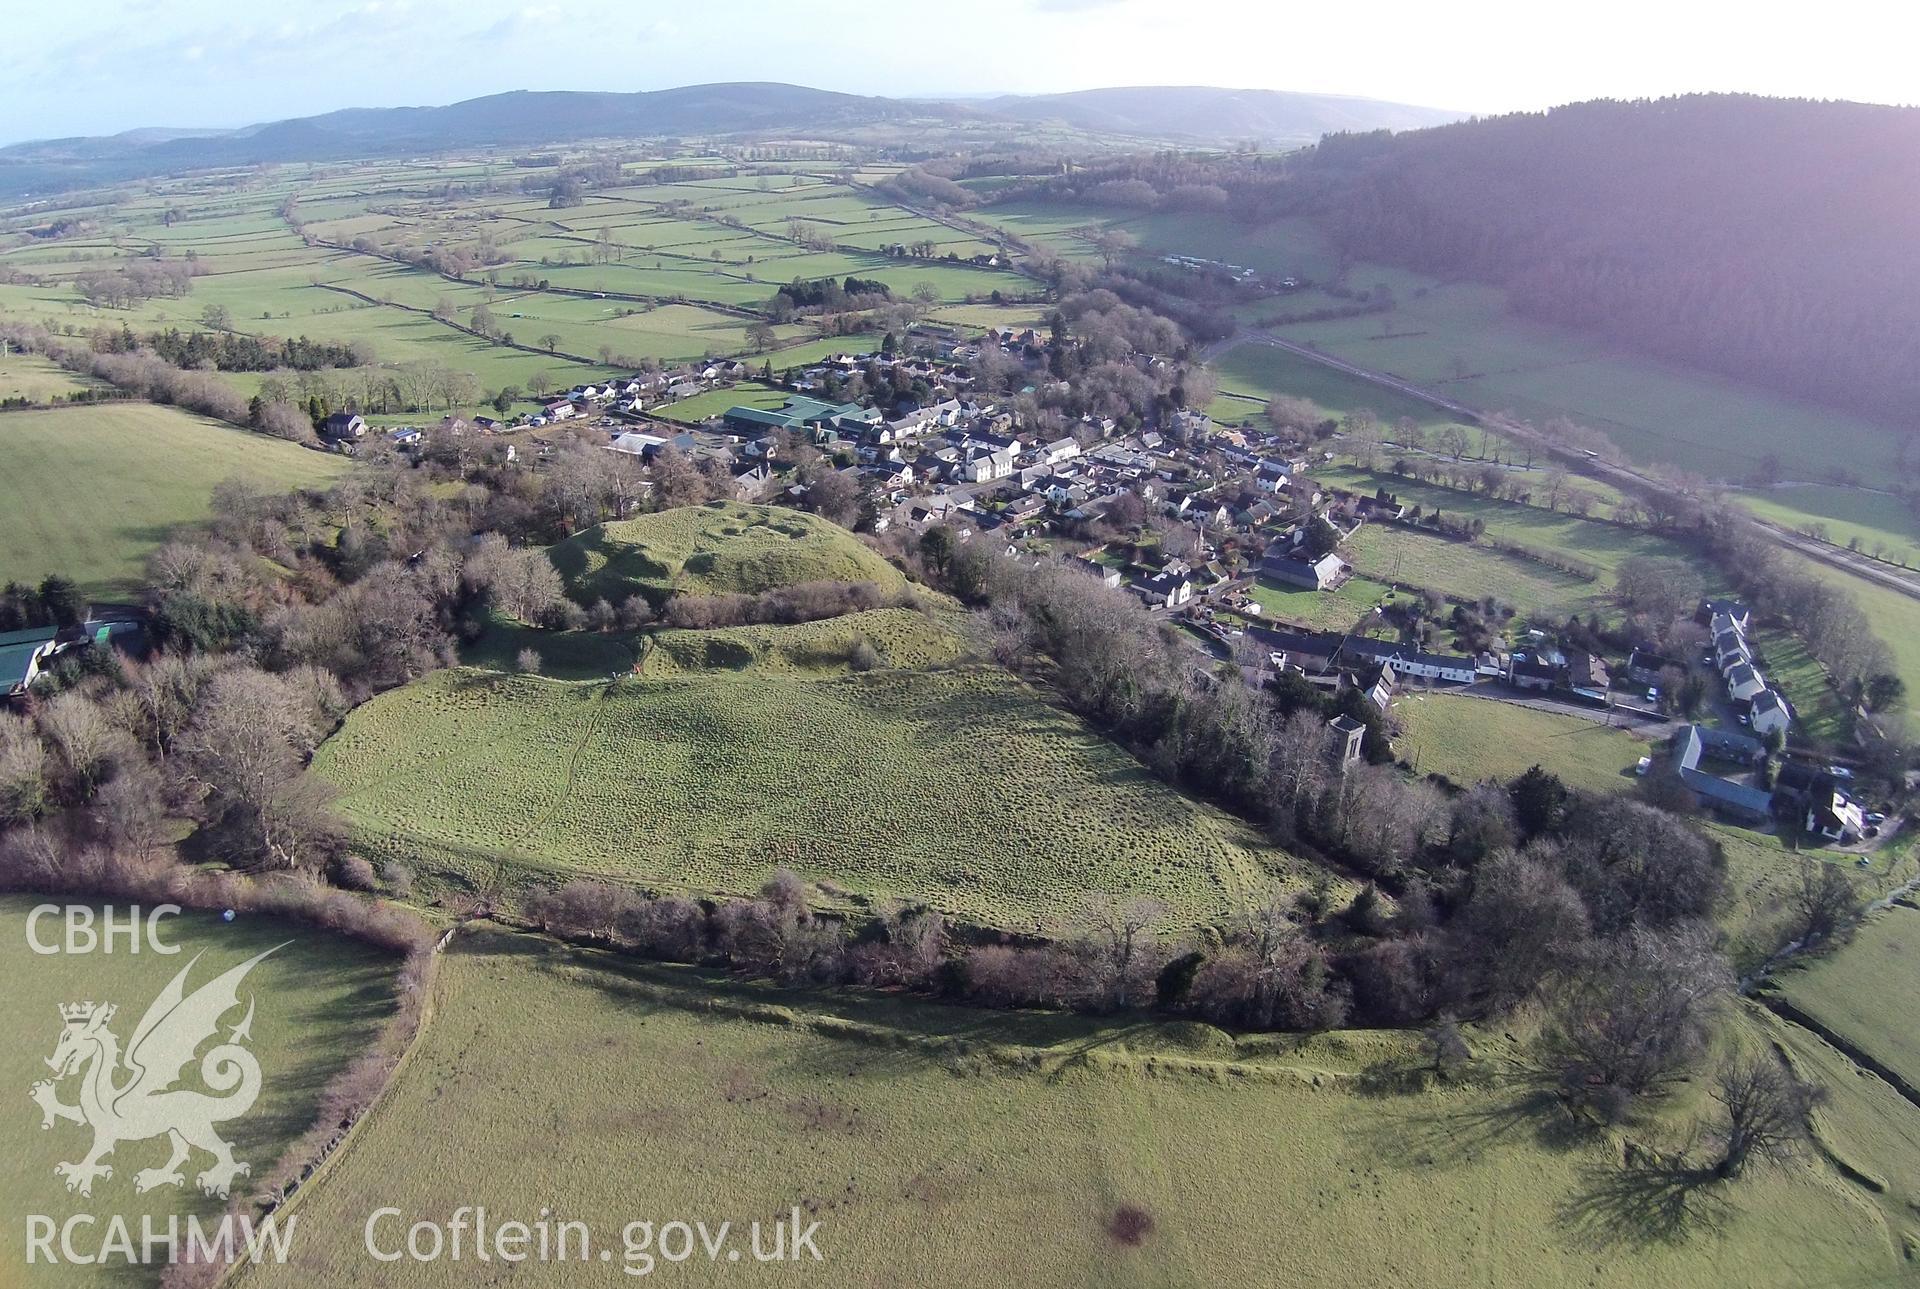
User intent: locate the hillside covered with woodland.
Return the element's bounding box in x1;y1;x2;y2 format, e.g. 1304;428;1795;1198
1009;95;1920;428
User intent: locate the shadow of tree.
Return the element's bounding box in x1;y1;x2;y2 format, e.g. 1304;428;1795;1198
1355;1056;1435;1098
1349;1063;1605;1173
1556;1151;1731;1250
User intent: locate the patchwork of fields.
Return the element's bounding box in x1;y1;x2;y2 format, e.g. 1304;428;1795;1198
227;925;1901;1289
315;665;1313;930
0;403;347;596
0;155;1042;424
0;898;399;1287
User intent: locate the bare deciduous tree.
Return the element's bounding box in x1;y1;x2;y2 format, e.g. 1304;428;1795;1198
1073;894;1168;1011
0;712;49;824
1792;859;1863;947
1710;1056;1820;1179
176;668;340;871
1544;925;1731;1120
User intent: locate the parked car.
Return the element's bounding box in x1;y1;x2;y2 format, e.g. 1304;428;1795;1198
1829;765;1854;780
1635;756;1652;776
1645;687;1660;703
1866;811;1887;825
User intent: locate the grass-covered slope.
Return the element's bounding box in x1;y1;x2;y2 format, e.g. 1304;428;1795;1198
314;666;1313;930
1773;902;1920;1096
548;501;905;603
461;605;975;680
640;605;975;676
230;926;1900;1289
0;403;347;597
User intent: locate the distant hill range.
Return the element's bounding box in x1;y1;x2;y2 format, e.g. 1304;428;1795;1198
0;82;1461;197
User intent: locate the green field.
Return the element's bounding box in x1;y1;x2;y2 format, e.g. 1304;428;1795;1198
1244;573;1393;634
1205;392;1269;426
0;156;1033;423
1235;265;1903;482
1747;627;1853;744
465;605;974;681
549;502;906;603
1392;692;1646;794
652;381;788;425
314;665;1314;931
1343;524;1601;622
0;403;348;597
1781;550;1920;735
1209;342;1467;434
1312;466;1696;581
0;897;398;1287
1765;1007;1920;1244
1774;902;1920;1096
1733;485;1920;569
0;352;94;402
229;923;1901;1289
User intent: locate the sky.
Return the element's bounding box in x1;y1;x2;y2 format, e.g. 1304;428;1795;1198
5;0;1918;145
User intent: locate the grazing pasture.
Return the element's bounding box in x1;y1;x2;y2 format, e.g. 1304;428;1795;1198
1244;573;1393;634
1773;901;1920;1096
0;898;399;1288
1342;523;1601;622
1732;485;1920;569
1210;341;1462;432
0;352;95;402
0;403;347;597
547;502;906;603
1313;466;1713;585
1391;692;1643;795
1262;267;1902;482
229;925;1901;1289
313;665;1312;930
1765;1010;1920;1239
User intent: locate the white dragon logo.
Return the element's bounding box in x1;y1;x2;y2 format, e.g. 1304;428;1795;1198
29;945;282;1200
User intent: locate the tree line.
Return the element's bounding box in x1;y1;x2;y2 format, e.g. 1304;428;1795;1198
95;323;366;372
